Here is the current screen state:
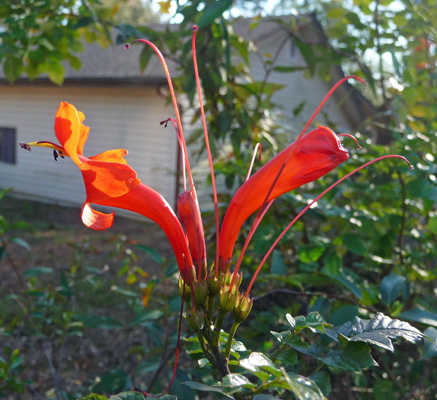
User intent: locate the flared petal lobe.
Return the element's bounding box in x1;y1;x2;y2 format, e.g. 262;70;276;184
219;127;349;263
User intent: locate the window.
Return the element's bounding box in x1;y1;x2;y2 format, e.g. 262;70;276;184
0;127;16;164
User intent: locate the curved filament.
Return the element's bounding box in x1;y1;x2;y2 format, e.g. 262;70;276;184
245;155;412;296
162;118;187;191
297;76;366;140
192;26;220;276
246;143;262;182
338;133;362;150
126;40;197;198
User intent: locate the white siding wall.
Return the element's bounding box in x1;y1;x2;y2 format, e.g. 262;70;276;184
0;85;178;215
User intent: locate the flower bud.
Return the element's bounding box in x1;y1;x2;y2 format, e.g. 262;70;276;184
186;308;204;332
234;294;253;323
219;285;238;315
193;279;209;309
207;269;223;297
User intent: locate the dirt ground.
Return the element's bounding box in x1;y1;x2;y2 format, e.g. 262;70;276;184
0;195;179;399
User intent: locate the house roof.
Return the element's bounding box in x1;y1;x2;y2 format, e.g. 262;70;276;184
1;15;378;136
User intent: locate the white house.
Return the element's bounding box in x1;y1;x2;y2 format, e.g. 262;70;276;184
0;16;373;216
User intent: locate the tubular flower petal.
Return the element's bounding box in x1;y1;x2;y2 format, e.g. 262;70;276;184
219;126;349;263
22;102;193;280
177;190;206;275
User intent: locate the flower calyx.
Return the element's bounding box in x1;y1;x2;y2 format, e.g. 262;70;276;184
234;294;253;323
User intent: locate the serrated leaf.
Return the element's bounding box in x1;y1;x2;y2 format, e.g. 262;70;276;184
336;312;423;351
282;372;324;400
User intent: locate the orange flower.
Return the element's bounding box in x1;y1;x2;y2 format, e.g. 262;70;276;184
21;102;193;279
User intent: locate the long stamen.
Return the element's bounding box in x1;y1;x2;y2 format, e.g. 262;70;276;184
245;143;262;182
162;118;187;191
134;283;186;398
297;76;366;140
20;141;66;155
338;133;362;150
126;40;197;197
192;26;220;276
245;155;413;296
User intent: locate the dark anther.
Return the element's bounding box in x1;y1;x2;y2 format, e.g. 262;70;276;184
53;150;59;161
20;142;31;151
124;43;130;50
160;119;170;128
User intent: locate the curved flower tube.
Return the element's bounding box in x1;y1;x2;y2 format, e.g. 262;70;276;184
21;102;193;280
219;126;349;264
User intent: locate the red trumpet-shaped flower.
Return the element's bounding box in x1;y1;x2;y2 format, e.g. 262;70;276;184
20;102;193;281
218;126;349;265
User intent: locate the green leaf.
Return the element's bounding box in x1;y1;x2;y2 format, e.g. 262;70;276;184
109;392;146;400
342;234;367;255
240;352;282;380
282;372;324;400
76;315;124;329
380;274;408;306
3;57;24;83
422;327;437;359
48;62;65;85
183;381;228;396
322;341;377;371
309;371;331;397
135;244;163;264
321;269;363;300
286;312;332;334
196;0;233;28
426;216;437;234
128;310;163;327
328;305;359;326
92;370;131;394
222;373;255;395
271;250;286;275
336;312;423;351
22;266;53;277
139;46;152;72
398;308;437;327
80;394;108;400
10;237;30;250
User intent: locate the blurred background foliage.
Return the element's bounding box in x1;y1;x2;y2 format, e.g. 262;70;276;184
1;0;436;399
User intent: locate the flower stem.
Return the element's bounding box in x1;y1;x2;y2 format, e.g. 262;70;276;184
224;321;240;360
